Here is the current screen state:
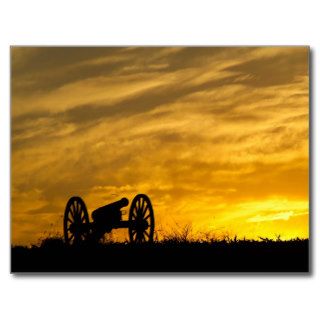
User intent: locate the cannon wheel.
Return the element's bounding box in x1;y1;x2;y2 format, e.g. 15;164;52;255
64;196;90;245
129;194;154;243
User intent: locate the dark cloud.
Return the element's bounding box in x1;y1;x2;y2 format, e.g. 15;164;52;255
12;47;127;75
163;47;253;72
224;47;309;87
12;47;132;94
11;47;255;95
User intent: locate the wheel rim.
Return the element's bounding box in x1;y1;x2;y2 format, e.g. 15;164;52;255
129;194;154;243
64;196;89;245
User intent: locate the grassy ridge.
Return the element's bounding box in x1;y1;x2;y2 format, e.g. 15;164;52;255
11;237;309;272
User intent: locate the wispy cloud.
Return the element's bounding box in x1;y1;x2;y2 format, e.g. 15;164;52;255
247;211;295;222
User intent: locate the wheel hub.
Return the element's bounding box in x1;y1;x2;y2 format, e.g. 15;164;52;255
135;218;149;232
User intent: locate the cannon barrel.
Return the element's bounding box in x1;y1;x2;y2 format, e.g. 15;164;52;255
92;197;129;222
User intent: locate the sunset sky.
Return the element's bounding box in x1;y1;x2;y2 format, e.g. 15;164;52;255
11;47;309;245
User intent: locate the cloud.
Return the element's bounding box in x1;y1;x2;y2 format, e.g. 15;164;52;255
223;47;308;87
11;47;130;92
247;211;295;222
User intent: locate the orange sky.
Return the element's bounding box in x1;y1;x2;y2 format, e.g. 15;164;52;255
11;47;309;245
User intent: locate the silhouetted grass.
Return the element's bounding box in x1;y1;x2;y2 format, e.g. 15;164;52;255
11;234;309;273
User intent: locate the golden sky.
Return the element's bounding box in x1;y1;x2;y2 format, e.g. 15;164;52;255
11;47;309;245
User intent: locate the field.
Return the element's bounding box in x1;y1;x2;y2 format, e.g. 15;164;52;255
11;237;309;273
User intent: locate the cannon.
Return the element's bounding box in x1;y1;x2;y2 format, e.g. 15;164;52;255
63;194;155;245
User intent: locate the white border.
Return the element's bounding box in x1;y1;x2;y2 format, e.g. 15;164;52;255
0;1;318;320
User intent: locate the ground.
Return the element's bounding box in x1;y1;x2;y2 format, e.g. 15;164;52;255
11;238;309;273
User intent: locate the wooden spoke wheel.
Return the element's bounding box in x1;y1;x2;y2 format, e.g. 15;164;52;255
129;194;154;243
64;196;90;245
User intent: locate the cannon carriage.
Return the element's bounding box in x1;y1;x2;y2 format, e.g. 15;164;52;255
63;194;154;245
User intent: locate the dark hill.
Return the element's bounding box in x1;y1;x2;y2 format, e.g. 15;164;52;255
11;238;309;273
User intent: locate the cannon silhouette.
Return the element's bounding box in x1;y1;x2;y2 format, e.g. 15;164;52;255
63;194;154;245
